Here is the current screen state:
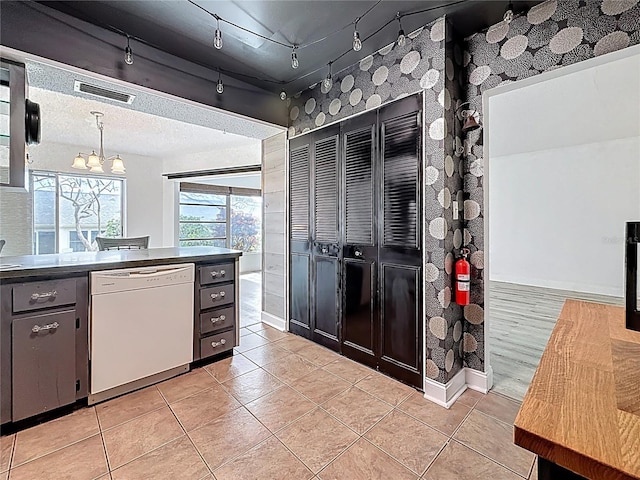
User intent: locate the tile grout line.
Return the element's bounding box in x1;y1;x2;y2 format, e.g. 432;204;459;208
164;392;215;478
448;436;532;479
94;407;112;477
421;438;454;478
10;419;103;469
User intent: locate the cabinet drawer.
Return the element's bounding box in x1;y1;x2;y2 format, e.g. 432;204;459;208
13;278;77;313
200;306;235;336
200;284;234;310
200;263;234;285
200;330;235;358
12;310;77;421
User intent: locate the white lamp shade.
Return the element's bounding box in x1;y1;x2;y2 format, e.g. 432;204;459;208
111;156;126;174
86;151;101;168
72;154;87;169
90;164;104;173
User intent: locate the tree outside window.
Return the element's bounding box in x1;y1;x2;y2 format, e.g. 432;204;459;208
33;173;123;253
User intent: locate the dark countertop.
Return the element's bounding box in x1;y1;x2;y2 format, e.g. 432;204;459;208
0;247;242;280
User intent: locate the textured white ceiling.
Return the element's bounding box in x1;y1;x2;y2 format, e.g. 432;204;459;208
29;87;269;158
26;61;284;154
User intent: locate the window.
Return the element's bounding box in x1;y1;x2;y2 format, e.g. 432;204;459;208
32;172;124;253
179;191;228;248
230;195;262;252
179;184;261;252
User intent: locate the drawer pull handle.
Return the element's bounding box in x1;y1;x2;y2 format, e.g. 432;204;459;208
32;322;59;334
211;291;226;300
30;290;57;301
211;315;226;324
210;270;226;278
211;338;227;348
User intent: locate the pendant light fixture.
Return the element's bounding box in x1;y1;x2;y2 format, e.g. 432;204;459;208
291;46;299;69
72;112;126;174
323;62;333;91
396;13;406;47
353;21;362;51
216;72;224;94
213;15;223;49
124;36;134;65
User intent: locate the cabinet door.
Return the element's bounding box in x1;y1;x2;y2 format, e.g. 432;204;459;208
312;129;341;350
12;310;76;421
378;96;423;389
289;140;312;338
342;112;378;368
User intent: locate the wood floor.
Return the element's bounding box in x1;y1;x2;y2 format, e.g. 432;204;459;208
488;281;623;400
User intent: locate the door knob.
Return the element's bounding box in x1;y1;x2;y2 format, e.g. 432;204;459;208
321;246;328;254
354;249;363;258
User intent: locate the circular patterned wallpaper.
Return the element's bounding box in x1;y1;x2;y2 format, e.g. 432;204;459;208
287;0;640;380
460;0;640;370
288;17;446;136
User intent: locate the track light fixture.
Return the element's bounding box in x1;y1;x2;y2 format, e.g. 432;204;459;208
291;46;299;69
353;21;362;52
323;62;333;91
216;72;224;94
503;2;514;23
213;15;223;49
396;13;406;47
124;36;133;65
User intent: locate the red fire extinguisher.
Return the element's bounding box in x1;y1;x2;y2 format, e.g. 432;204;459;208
455;248;471;306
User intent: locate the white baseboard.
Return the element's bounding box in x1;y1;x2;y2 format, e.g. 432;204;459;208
423;367;494;408
260;311;286;331
424;368;467;409
465;366;493;394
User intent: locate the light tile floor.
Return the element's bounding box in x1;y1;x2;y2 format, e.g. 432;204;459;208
0;323;538;480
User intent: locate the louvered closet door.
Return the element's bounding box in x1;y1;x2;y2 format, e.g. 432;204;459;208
311;125;341;350
378;95;423;389
289;137;312;338
341;111;378;368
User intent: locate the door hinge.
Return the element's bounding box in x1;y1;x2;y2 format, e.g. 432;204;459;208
76;380;80;392
76;317;80;329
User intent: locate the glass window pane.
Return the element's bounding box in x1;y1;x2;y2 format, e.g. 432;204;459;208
230;195;262;252
179;238;226;248
58;175;122;252
36;231;55;254
33;174;56;254
179;191;227;206
179;222;226;240
179;204;226;222
0;68;10;184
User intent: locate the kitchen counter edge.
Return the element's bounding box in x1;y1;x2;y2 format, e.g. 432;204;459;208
0;247;243;280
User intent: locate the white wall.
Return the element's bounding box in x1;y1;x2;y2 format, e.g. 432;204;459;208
488;51;640;297
29;142;164;247
162;142;261;173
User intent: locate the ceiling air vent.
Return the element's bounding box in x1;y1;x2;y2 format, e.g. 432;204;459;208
73;80;136;104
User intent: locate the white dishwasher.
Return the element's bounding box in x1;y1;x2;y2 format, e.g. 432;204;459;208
89;263;194;404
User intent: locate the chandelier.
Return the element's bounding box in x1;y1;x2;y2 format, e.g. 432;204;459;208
72;111;125;174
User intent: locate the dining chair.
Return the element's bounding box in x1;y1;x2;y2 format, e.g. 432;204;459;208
96;236;149;251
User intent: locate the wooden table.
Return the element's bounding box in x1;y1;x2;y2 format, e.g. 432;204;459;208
514;300;640;480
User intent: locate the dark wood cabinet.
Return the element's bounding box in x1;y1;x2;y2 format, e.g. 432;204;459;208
12;310;77;421
194;260;239;360
289;94;423;389
0;275;89;425
289;125;342;351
